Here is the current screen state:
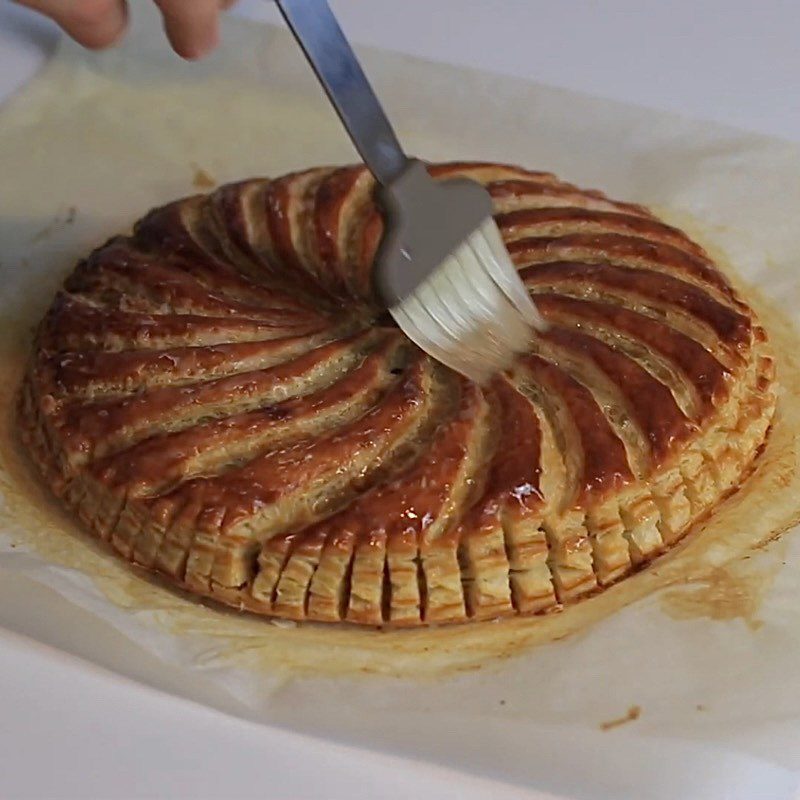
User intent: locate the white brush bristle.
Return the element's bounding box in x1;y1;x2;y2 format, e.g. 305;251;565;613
390;217;547;384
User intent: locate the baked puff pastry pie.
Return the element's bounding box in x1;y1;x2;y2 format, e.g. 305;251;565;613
19;162;776;626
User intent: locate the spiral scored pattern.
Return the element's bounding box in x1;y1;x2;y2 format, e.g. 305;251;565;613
19;162;776;626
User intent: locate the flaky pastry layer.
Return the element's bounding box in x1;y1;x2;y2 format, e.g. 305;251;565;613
19;162;776;626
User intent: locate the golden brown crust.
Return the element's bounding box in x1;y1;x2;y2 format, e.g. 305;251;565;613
18;161;777;626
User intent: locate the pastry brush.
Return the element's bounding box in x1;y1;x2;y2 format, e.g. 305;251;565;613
275;0;547;383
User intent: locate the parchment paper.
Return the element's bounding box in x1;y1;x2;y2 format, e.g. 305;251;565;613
2;7;800;799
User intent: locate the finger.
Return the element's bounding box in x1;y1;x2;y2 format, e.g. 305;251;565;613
154;0;221;60
15;0;128;50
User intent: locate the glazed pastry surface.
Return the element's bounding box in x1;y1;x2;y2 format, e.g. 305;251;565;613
19;162;776;626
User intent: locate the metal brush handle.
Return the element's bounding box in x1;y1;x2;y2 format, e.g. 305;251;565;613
275;0;408;186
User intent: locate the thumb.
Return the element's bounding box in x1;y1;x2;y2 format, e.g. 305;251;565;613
15;0;128;50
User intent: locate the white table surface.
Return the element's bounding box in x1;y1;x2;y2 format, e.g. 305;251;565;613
1;2;799;799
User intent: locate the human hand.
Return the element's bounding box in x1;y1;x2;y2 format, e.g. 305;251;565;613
14;0;238;60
